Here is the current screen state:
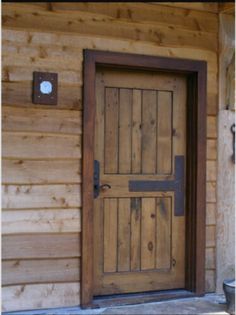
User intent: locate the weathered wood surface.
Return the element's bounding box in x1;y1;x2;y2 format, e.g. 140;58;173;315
207;161;217;181
205;248;216;269
207;116;217;139
2;184;81;209
206;182;216;203
155;2;219;13
2;2;218;310
2;282;80;312
3;132;81;159
206;203;216;226
2;82;82;109
216;110;235;292
219;3;235;14
206;226;216;248
2;234;81;259
94;69;186;295
207;140;217;160
2;258;80;285
3;106;82;134
51;2;218;32
2;4;217;51
2;209;81;234
2;159;81;184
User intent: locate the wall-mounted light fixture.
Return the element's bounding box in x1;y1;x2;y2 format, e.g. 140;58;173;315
33;71;58;105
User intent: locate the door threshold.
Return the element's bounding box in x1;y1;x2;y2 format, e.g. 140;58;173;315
91;289;200;308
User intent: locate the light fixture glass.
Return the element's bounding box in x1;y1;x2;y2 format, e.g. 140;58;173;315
40;81;53;94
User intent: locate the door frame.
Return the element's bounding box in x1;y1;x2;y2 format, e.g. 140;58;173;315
81;49;207;308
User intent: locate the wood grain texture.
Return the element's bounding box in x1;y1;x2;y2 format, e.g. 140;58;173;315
2;42;83;71
89;51;206;300
2;28;218;72
2;233;80;259
207;116;217;139
2;258;80;285
206;226;216;248
50;2;218;33
2;184;81;209
81;49;96;306
104;88;119;174
119;89;132;174
2;106;82;134
141;198;156;270
131;90;142;174
3;132;81;159
206;203;216;226
1;2;219;31
2;81;82;110
2;282;80;312
142;90;157;174
219;3;235;14
157;91;172;174
2;65;82;84
1;1;217;309
117;198;131;272
156;198;171;269
206;161;217;181
206;182;216;203
2;4;217;51
156;2;218;13
130;198;141;271
207;139;217;160
103;199;118;273
216;110;235;292
205;248;216;269
2;209;81;234
2;159;81;184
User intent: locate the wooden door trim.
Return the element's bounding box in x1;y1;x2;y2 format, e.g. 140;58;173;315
82;50;207;307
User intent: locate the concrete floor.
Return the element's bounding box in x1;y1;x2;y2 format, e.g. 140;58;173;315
5;294;229;315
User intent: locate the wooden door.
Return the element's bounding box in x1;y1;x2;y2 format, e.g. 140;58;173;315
93;67;187;296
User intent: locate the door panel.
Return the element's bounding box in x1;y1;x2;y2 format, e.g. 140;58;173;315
94;68;186;295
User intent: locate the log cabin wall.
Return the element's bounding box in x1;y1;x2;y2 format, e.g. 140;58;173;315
2;2;218;311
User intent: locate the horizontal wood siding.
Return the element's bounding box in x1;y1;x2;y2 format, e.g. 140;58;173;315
2;2;218;311
2;259;80;285
2;283;80;312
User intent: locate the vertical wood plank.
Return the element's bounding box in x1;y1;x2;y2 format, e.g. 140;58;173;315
118;198;131;272
81;50;95;306
95;72;105;173
173;76;186;156
119;89;132;174
104;198;117;272
157;91;172;174
130;197;141;271
156;197;171;269
132;89;142;174
141;198;156;270
142;90;157;174
105;88;119;174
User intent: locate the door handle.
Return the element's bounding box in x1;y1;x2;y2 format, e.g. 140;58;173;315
94;160;111;198
100;184;111;191
94;160;100;198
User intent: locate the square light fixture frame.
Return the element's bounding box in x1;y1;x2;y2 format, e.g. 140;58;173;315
33;71;58;105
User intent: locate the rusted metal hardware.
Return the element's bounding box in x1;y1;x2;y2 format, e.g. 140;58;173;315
94;161;111;198
129;156;185;216
231;124;235;164
94;160;100;198
100;184;111;191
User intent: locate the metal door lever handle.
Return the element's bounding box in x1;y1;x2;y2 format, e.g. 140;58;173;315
100;184;111;191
